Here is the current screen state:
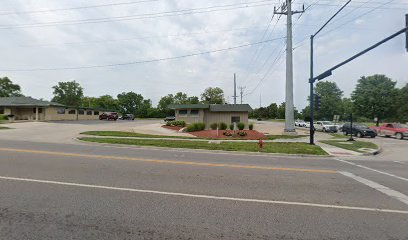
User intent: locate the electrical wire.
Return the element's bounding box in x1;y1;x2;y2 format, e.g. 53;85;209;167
7;24;276;48
0;37;285;72
0;0;159;16
0;0;278;29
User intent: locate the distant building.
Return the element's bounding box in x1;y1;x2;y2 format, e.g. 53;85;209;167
0;96;103;121
169;104;252;128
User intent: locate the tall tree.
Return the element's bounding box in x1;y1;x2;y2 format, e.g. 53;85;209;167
200;87;225;104
314;81;343;120
52;81;83;106
351;74;397;121
158;94;175;116
117;92;145;116
396;83;408;122
341;98;353;118
157;92;200;116
95;95;119;110
0;77;22;97
277;102;286;119
267;103;278;119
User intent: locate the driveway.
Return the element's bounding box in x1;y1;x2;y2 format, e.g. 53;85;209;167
0;119;165;143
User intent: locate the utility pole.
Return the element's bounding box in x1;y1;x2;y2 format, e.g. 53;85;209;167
238;86;246;104
233;73;237;105
274;0;304;135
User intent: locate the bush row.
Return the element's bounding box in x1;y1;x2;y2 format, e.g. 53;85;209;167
186;122;206;132
165;120;186;127
209;122;255;131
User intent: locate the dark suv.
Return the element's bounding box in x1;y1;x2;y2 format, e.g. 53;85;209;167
120;114;135;120
99;112;118;121
341;123;376;138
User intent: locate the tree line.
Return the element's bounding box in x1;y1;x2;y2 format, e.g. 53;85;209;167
0;77;226;118
250;74;408;123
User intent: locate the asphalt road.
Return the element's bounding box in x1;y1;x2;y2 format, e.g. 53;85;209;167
0;135;407;239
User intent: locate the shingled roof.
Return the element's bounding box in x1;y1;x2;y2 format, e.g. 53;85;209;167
169;104;252;112
0;97;64;107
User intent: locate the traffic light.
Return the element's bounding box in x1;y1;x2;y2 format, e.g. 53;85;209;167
314;94;321;111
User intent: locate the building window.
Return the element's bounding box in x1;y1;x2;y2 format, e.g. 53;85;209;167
231;116;240;123
68;109;76;114
86;110;92;115
57;108;65;114
179;110;187;115
190;109;199;115
78;109;85;115
0;107;4;114
33;108;36;113
94;111;99;115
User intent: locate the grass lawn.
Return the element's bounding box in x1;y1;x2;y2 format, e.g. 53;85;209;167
81;131;194;139
0;126;11;130
82;131;309;141
79;137;327;155
265;135;307;140
319;140;378;153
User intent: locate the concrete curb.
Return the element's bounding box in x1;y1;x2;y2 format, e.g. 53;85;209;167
74;138;332;158
361;146;383;156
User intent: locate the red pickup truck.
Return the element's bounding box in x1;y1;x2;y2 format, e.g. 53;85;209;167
370;123;408;140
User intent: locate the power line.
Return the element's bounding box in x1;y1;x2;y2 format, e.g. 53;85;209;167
6;24;277;48
244;44;286;97
241;1;283;87
319;0;397;37
0;0;159;16
0;37;285;72
0;0;279;29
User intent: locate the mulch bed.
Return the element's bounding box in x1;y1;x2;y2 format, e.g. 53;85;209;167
161;125;183;131
189;130;266;140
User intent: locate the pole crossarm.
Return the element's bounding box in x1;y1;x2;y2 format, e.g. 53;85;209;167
313;26;408;82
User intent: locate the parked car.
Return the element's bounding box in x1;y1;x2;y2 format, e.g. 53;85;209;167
120;114;135;120
295;120;306;127
370;123;408;140
164;116;176;122
315;121;338;133
342;123;376;138
99;112;118;121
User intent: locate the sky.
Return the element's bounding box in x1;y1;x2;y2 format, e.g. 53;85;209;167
0;0;407;110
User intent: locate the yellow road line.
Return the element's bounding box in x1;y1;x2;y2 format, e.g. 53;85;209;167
0;147;336;174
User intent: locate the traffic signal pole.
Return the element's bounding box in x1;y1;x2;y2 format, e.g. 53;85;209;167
308;0;350;145
309;35;314;144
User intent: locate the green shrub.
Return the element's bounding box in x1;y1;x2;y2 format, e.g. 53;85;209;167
249;123;254;130
165;121;171;126
238;131;247;137
219;122;227;130
237;122;245;130
0;115;8;121
210;122;218;130
223;131;232;136
186;122;206;132
229;123;234;130
168;120;186;127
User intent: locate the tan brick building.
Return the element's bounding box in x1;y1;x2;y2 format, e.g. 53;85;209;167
0;97;102;121
170;104;252;129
